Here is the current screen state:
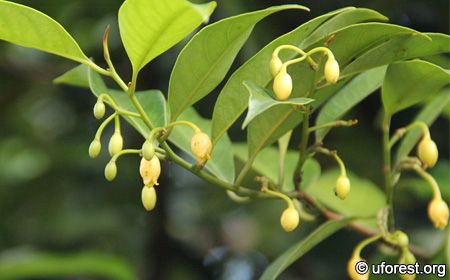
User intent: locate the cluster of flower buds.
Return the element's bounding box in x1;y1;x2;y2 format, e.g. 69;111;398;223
270;45;340;101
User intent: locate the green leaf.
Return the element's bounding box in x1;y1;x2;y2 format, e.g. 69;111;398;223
53;64;89;88
0;250;136;280
395;89;450;164
118;0;216;72
0;0;89;63
242;81;314;128
315;66;387;141
382;60;450;115
169;108;235;183
247;23;428;161
343;33;450;78
88;68;167;136
168;4;309;121
233;144;321;191
211;7;383;145
305;169;385;229
259;219;353;280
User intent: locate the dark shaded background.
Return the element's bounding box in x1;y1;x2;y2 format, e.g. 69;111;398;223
0;0;449;279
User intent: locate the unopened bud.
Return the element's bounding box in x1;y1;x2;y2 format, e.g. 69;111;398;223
324;57;340;84
89;139;101;158
335;175;350;200
93;100;106;119
139;156;161;186
191;132;212;164
270;56;283;77
142;140;155;161
273;68;292;101
280;207;299;232
347;255;368;280
428;197;449;229
141;186;157;211
108;132;123;156
417;137;438;168
104;161;117;181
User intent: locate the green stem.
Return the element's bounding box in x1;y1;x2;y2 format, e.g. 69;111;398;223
308;119;358;133
261;187;294;208
98;94;141;118
111;149;141;162
166;121;200;133
315;147;347;176
383;113;394;230
95;113;117;139
389;121;429;148
354;234;383;256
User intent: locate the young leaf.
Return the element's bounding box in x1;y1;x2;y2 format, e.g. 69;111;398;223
259;218;354;280
242;81;314;128
54;64;89;88
343;33;450;78
315;66;387;142
233;144;321;191
118;0;216;72
88;68;167;136
211;7;387;145
0;0;89;64
305;169;385;229
169;108;235;183
168;5;309;121
395;89;450;164
382;60;450;115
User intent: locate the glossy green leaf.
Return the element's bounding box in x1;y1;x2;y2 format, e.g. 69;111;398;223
53;64;89;88
315;66;387;141
259;218;353;280
0;0;89;63
169;108;235;183
343;33;450;78
234;144;321;191
212;7;382;145
382;60;450;115
168;4;309;121
88;68;167;136
0;250;136;280
242;81;314;128
305;169;385;228
247;23;427;162
118;0;216;72
395;89;450;164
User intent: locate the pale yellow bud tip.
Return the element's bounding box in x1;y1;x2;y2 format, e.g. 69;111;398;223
139;156;161;187
428;198;449;229
324;57;340;84
191;132;212;164
141;186;157;211
108;132;123;156
273;68;292;101
347;255;369;280
270;56;283;77
417;137;438;168
280;207;299;232
335;175;351;200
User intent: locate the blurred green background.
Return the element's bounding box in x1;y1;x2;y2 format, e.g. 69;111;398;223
0;0;448;279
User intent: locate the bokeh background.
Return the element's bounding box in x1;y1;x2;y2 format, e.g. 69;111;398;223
0;0;448;279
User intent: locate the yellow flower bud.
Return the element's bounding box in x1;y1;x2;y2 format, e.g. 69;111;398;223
335;175;350;200
104;161;117;181
141;186;157;211
273;68;292;101
427;198;449;229
89;139;101;158
139;156;161;186
270;56;283;77
280;207;299;232
108;132;123;156
347;255;369;280
324;57;340;84
191;132;212;164
399;250;416;280
417;137;438;168
142;140;155;161
93;100;105;119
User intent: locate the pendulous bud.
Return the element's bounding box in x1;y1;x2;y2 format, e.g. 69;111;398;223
141;186;157;211
324;57;340;84
273;67;293;101
427;197;449;229
335;175;351;200
417;137;438;168
280;207;299;232
191;132;212;164
398;249;416;280
108;132;123;156
139;156;161;186
89;139;101;158
142;140;155;161
104;161;117;181
347;255;369;280
270;56;283;77
93;100;106;119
